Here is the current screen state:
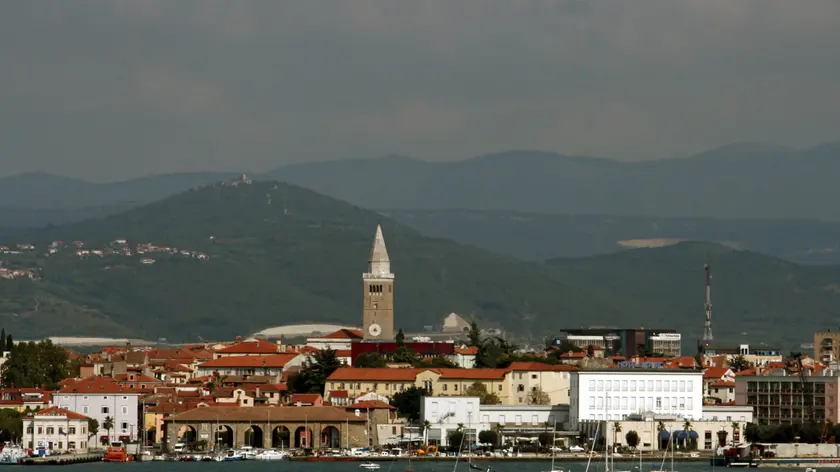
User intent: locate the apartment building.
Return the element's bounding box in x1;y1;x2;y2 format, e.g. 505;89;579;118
507;362;576;405
54;377;142;443
814;330;840;363
569;369;704;428
734;374;838;425
196;353;301;381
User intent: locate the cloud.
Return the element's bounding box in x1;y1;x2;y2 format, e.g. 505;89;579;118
2;0;840;179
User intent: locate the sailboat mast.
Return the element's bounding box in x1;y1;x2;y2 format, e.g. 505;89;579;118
605;393;609;472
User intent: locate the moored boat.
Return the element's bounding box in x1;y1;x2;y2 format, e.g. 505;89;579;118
103;441;132;462
0;444;27;465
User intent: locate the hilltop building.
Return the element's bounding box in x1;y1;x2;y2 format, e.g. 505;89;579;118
362;225;395;340
548;328;682;357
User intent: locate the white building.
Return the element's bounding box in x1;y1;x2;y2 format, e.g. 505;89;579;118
55;377;141;444
569;369;703;428
421;396;570;447
25;407;91;453
648;333;682;357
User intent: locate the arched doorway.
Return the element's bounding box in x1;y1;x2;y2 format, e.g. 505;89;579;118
272;426;291;449
295;426;313;449
244;425;264;448
321;426;341;449
178;425;197;445
214;425;234;450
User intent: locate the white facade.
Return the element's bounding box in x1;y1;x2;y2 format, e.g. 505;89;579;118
25;409;90;453
55;393;141;443
420;396;568;446
570;370;703;428
700;405;754;423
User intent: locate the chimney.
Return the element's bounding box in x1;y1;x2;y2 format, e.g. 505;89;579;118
235;336;242;343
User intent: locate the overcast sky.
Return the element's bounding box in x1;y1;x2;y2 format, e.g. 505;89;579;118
2;0;840;181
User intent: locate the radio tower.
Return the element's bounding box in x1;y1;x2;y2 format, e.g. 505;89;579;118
703;263;714;342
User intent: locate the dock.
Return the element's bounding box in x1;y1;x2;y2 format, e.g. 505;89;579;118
20;452;104;465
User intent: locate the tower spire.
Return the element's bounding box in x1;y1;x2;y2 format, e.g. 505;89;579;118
367;224;392;278
703;263;713;342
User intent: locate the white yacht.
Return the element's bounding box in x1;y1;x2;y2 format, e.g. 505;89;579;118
255;450;288;460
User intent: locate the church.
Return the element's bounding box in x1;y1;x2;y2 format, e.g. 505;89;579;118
352;225;455;361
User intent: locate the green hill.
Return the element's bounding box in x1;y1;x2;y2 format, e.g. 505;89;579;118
0;180;625;341
544;242;840;349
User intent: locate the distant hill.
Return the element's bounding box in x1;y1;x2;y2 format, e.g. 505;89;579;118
382;209;840;264
4;143;840;222
0;180;626;341
544;242;840;350
264;143;840;220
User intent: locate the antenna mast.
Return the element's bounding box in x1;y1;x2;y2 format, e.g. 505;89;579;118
703;263;713;342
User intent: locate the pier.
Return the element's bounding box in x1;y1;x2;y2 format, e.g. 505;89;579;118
20;452;104;465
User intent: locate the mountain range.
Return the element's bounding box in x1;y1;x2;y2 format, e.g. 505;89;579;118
3;142;840;220
1;178;839;349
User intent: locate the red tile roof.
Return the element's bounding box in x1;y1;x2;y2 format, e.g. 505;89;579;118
58;376;143;394
710;380;736;388
199;354;298;368
507;362;578;372
323;329;364;340
348;400;394;410
290;394;322;404
435;368;506;380
216;338;279;355
703;367;732;379
29;406;89;420
328;390;349;398
455;346;479;355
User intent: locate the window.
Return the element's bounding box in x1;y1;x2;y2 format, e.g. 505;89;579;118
655;380;662;391
597;397;604;409
102;406;110;414
656;397;662;408
630;397;636;410
621;397;627;409
498;384;502;392
687;380;694;391
68;442;76;450
515;415;522;425
499;415;506;425
638;381;645;392
122;406;127;414
121;422;128;431
663;380;670;392
621;380;628;391
531;415;539;425
82;427;86;434
613;380;620;391
453;384;458;391
606;396;612;409
597;380;604;391
82;406;89;414
687;397;694;409
59;427;64;435
482;415;490;423
531;374;538;379
37;427;43;434
589;397;595;409
442;384;448;391
671;381;678;392
679;398;686;409
605;381;611;391
83;396;89;400
630;380;637;391
679;380;686;392
647;380;653;391
47;427;54;435
589;380;596;390
647;397;653;409
26;426;33;434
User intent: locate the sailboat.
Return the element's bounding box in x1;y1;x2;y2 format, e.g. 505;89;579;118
652;427;677;472
583;420;602;472
543;421;563;472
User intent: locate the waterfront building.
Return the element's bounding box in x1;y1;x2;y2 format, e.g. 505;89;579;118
54;377;141;444
569;368;704;428
24;407;91;453
734;373;836;424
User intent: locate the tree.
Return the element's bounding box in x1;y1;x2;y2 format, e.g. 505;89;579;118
6;334;11;352
193;439;208;451
391;346;418;364
0;328;5;352
613;421;622;447
415;356;458;368
553;340;582;354
0;409;23;442
729;355;751;372
354;353;387;368
396;329;405;347
391;386;426;422
287;348;343;394
1;340;69;388
625;430;640;450
528;387;551;405
538;432;554;447
448;430;464;450
88;418;99;439
465;381;501;405
745;423;759;443
683;419;695;450
467;321;482;347
423;420;431;444
478;430;498;446
103;416;114;442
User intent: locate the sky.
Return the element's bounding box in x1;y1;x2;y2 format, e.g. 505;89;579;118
2;0;840;181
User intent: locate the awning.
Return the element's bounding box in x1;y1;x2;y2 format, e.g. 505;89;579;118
659;431;670;439
677;431;699;439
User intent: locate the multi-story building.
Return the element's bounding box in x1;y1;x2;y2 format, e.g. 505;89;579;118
507;362;576;405
24;407;91;453
701;344;782;367
54;377;142;444
548;328;681;357
814;330;840;363
734;374;838;425
569;368;703;428
196;353;301;381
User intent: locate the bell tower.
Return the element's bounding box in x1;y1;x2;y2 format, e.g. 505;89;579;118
362;224;394;340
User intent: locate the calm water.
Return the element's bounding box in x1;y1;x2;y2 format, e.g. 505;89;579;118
14;460;716;472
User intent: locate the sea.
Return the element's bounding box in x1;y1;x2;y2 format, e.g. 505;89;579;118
18;461;717;472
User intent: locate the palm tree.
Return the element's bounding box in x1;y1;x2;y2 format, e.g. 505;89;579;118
614;422;622;449
423;420;431;445
683;419;693;450
103;416;115;443
656;421;667;450
457;423;465;432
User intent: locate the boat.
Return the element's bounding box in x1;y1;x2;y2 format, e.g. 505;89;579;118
220;449;244;461
0;444;26;465
239;446;258;460
255;449;288;460
360;462;381;469
805;468;817;472
103;441;132;462
543;420;564;472
653;428;676;472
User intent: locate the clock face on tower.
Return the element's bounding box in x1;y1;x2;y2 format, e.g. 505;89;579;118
368;323;382;337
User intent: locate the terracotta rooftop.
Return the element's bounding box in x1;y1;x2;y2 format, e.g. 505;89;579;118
322;329;364;340
28;406;89;420
703;367;732;379
216;339;279;355
58;376;143;394
166;405;365;423
290;393;322;404
435;368;507;380
710;380;736;388
199;354;298;368
454;346;479;355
